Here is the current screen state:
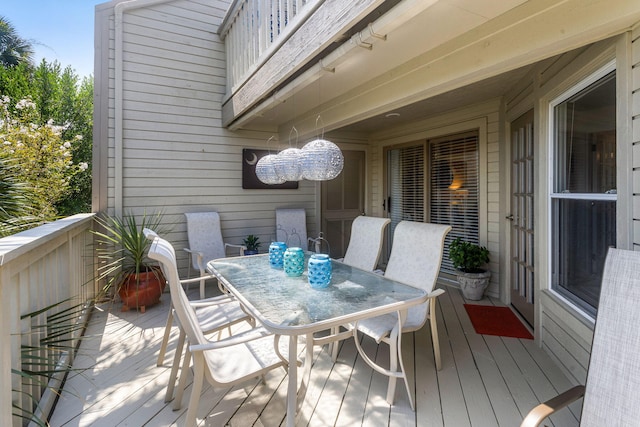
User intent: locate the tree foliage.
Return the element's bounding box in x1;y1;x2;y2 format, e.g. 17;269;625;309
0;95;86;225
0;154;36;236
0;66;93;232
0;16;93;235
0;16;33;67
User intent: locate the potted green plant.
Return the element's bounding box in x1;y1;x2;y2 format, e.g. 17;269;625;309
242;234;261;255
449;237;491;300
92;210;169;312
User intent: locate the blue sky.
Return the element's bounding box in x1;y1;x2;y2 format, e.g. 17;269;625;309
2;0;106;78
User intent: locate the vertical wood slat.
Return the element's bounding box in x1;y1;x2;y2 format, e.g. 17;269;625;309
0;214;95;425
223;0;320;91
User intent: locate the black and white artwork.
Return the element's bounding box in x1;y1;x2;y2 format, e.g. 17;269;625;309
242;148;298;189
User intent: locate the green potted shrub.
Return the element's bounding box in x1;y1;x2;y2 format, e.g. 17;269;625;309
449;237;491;300
92;210;169;312
242;234;261;255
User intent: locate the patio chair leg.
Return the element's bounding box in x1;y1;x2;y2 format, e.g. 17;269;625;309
185;353;204;427
173;347;192;411
386;329;399;406
157;307;174;366
385;310;415;410
430;298;442;370
165;328;186;403
330;326;340;362
397;327;415;411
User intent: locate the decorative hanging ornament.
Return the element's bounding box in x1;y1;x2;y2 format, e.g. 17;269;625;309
255;154;286;184
300;139;344;180
274;147;304;181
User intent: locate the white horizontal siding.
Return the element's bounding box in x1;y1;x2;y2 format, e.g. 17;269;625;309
633;26;640;249
539;292;593;384
103;0;318;274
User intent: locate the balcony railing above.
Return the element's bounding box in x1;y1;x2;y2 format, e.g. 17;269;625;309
219;0;322;96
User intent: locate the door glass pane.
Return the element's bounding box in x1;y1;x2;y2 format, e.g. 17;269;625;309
430;133;479;275
387;145;424;243
551;70;616;314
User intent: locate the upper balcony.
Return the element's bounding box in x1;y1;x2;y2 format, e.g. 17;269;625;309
219;0;401;131
219;0;537;135
219;0;640;139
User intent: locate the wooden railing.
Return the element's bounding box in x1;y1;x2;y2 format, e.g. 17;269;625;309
0;213;96;426
219;0;322;95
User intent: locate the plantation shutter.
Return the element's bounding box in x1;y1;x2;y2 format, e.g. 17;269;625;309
429;132;480;275
388;145;425;245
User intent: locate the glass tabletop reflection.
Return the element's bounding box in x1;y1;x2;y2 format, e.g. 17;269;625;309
208;253;426;332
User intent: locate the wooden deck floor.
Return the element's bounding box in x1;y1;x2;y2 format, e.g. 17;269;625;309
51;285;582;426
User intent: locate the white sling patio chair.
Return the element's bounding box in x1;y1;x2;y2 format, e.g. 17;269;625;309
276;208;309;249
341;215;391;271
521;248;640;427
353;221;451;410
330;215;391;360
143;229;254;402
147;234;288;427
184;211;245;299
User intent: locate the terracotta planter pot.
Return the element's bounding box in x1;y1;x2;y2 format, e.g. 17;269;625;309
118;267;166;312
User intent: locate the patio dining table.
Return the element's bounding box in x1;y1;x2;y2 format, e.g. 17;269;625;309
207;253;428;427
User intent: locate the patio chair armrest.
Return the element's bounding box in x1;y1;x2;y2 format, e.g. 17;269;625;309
189;294;235;307
520;385;585;427
179;274;215;285
225;243;246;256
189;327;272;352
183;248;205;272
427;288;445;299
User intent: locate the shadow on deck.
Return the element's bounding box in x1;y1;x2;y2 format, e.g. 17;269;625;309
50;286;581;426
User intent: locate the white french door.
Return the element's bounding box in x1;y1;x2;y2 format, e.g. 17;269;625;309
509;110;535;327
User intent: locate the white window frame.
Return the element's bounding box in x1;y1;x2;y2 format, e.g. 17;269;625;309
547;59;616;318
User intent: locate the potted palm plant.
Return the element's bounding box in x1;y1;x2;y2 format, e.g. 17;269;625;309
242;234;261;255
93;211;168;312
449;237;491;300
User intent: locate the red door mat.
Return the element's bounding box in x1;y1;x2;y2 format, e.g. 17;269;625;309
464;304;533;339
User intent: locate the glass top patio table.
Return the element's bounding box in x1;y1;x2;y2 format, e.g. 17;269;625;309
207;253;428;335
208;253;427;427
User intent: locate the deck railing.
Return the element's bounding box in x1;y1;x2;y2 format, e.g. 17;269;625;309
0;213;96;426
219;0;322;95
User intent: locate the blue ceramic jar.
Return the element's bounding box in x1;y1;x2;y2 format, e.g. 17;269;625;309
308;253;332;288
269;242;287;269
283;247;305;277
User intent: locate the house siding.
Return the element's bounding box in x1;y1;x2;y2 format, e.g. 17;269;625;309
94;0;640;391
633;27;640;249
95;0;318;273
501;35;639;385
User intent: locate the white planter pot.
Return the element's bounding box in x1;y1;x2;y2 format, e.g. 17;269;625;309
457;270;491;300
